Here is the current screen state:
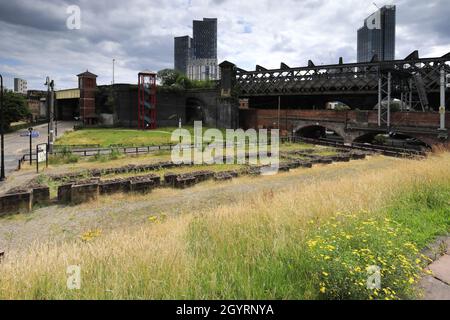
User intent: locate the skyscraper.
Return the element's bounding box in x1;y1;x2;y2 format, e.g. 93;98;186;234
193;18;217;59
174;18;219;80
357;5;396;63
174;36;193;75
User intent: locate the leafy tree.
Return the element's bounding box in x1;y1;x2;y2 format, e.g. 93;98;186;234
175;74;191;88
157;68;218;90
189;79;216;89
157;69;183;87
1;91;31;129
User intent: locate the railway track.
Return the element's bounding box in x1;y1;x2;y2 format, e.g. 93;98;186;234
291;137;428;159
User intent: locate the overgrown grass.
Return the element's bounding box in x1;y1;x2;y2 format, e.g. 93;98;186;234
55;127;227;147
0;154;449;300
48;148;80;165
55;127;309;149
88;149;123;163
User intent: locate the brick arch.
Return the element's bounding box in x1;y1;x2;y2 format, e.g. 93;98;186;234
185;97;207;124
293;121;347;139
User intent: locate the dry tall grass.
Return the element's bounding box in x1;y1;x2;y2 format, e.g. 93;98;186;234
0;154;449;299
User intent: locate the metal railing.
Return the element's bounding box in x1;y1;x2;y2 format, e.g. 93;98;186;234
16;136;427;171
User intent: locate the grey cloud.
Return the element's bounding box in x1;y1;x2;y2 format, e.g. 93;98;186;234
0;0;68;31
0;0;448;90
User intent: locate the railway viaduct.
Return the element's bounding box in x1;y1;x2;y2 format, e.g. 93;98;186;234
218;50;450;146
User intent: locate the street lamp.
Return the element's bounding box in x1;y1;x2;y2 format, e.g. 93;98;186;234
0;74;5;181
45;77;55;153
113;59;115;85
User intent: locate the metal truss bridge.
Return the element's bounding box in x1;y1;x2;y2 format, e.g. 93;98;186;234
234;51;449;101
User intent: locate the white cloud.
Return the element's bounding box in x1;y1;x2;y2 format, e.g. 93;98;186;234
0;0;448;90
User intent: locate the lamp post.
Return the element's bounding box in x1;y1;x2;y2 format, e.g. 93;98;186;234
45;77;50;146
0;74;5;181
112;59;115;85
28;127;36;165
45;77;55;153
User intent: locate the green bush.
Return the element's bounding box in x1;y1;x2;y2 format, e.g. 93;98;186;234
49;149;79;165
89;149;122;163
374;134;388;145
1;91;31;129
305;213;425;300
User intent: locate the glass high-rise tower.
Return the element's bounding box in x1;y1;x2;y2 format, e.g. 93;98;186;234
357;5;396;63
174;18;219;80
174;36;193;75
193;18;217;59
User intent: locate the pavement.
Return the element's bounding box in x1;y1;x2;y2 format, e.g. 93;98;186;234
1;121;76;179
420;237;450;300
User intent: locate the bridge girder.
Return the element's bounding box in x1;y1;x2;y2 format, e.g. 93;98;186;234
233;53;450;98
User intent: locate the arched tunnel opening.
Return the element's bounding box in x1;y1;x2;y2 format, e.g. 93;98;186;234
295;125;344;142
354;132;431;151
185;98;205;124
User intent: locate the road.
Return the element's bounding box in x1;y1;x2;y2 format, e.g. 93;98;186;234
1;121;76;177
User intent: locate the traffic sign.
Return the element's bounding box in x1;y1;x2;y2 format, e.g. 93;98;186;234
20;130;40;138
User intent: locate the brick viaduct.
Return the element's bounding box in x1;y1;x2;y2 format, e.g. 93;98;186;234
240;109;450;146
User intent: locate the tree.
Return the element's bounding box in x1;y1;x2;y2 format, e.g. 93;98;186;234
157;69;183;87
1;91;31;129
175;74;192;88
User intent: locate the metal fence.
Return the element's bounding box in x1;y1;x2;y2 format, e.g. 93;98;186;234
17;137;426;171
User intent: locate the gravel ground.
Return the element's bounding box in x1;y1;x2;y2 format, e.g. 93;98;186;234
0;156;398;252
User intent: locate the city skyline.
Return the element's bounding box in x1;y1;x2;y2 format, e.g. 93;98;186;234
0;0;449;90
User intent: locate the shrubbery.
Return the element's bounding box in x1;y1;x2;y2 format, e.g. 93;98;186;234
49;147;80;165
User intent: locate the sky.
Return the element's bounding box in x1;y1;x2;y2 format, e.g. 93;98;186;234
0;0;449;90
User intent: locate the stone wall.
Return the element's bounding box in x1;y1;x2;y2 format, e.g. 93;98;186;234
241;109;450;131
0;192;32;216
0;148;371;217
100;84;239;129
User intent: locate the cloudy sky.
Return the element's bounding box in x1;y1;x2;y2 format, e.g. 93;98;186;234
0;0;449;90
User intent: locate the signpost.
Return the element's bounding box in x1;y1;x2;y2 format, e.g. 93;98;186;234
29;128;33;165
23;127;40;165
36;143;48;173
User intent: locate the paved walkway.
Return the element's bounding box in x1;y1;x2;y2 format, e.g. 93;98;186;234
1;121;76;178
420;237;450;300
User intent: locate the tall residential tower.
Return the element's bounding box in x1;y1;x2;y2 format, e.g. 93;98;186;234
14;78;28;94
193;18;217;59
357;5;396;63
174;36;193;75
174;18;219;81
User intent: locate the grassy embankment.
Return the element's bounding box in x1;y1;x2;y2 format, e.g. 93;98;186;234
50;127;282;164
0;153;448;300
48;126;328;166
54;127;232;147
